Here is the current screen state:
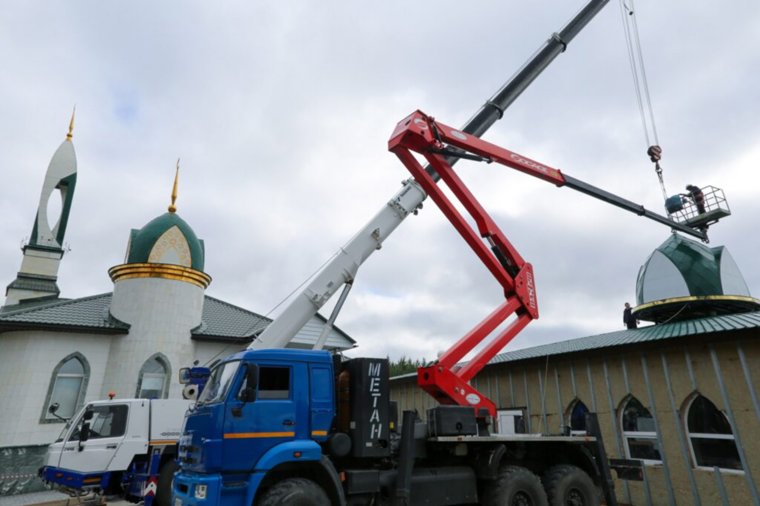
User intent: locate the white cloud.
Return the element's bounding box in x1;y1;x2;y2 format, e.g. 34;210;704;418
1;0;759;368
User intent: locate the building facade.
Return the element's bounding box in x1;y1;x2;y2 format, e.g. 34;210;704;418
0;120;355;495
391;233;760;505
391;314;760;505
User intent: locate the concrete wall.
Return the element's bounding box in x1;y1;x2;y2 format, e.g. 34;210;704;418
390;331;760;505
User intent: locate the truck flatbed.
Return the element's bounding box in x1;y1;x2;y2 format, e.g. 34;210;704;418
430;434;595;443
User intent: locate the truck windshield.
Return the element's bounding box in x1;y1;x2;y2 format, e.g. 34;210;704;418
55;419;75;443
197;360;240;405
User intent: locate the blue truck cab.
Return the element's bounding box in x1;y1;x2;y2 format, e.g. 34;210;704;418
173;349;346;505
172;348;623;506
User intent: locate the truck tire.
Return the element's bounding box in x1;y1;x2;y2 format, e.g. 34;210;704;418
542;465;599;506
481;465;548;506
258;478;330;506
155;459;179;506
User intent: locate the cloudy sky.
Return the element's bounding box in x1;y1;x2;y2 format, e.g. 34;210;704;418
2;1;759;362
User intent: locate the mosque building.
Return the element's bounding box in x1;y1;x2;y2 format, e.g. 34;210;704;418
391;233;760;505
0;116;355;495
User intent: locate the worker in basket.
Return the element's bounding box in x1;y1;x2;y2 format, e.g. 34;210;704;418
685;184;706;214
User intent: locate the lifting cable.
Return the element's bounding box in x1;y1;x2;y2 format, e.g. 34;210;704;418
618;0;670;207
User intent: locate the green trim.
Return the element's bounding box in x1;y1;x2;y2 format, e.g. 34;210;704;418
633;295;760;323
135;353;172;399
29;173;77;249
39;352;90;424
54;173;77;246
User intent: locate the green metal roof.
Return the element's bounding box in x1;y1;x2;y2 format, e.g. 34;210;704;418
191;296;270;342
5;273;60;296
490;310;760;365
0;293;128;333
392;310;760;380
0;293;356;348
127;212;205;271
0;293;263;339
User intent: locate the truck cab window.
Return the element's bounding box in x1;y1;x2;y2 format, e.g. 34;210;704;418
71;405;128;440
258;367;290;400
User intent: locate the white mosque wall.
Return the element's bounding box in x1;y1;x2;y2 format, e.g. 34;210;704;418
0;330;111;447
105;277;205;400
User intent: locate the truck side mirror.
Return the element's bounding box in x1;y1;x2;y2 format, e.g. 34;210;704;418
47;402;68;422
178;367;191;384
240;364;258;402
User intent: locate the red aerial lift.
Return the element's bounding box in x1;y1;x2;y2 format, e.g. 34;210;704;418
388;110;722;418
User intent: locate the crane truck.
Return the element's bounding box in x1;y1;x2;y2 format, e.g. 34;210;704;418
171;1;723;505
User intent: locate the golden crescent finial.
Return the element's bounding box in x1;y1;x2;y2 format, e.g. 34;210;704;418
66;106;76;141
168;159;179;213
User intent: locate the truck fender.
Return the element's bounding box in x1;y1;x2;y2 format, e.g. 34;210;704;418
316;455;346;506
256;440;322;470
255;445;346;506
474;444;507;480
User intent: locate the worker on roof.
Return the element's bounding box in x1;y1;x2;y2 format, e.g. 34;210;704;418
623;302;638;329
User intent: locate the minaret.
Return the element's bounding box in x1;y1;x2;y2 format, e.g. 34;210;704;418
5;111;78;306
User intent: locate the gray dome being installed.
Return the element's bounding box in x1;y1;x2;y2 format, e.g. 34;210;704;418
634;234;760;323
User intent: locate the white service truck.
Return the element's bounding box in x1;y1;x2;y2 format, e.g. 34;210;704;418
40;398;190;506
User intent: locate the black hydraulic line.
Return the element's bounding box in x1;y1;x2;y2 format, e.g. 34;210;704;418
427;0;610;179
563;174;708;240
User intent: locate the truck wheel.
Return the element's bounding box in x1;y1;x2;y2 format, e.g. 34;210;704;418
542;465;599;506
481;465;548;506
258;478;329;506
155;459;179;506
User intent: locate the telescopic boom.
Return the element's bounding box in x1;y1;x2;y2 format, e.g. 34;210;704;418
249;0;610;350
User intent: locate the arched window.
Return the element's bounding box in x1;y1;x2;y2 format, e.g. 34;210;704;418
42;353;89;423
620;396;661;463
686;394;742;471
567;399;589;435
136;354;171;399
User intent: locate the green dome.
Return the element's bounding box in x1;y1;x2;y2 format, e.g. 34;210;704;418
126;212;205;271
634;234;758;322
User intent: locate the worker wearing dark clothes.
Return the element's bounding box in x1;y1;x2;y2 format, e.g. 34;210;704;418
686;184;706;214
623;302;637;329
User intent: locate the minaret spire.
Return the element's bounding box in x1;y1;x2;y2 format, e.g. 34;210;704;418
168;159;179;213
66;106;75;141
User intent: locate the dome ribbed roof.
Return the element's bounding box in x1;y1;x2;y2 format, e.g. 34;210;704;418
634;234;758;322
126;212;205;271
